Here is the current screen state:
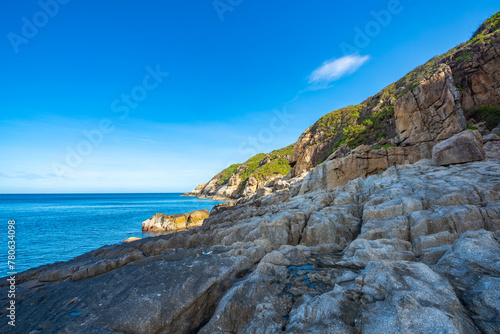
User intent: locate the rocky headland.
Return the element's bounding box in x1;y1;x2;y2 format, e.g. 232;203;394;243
1;12;500;334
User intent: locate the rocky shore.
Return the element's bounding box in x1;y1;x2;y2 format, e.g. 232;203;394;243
1;12;499;334
1;139;499;333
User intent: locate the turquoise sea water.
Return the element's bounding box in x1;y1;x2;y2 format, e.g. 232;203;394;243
0;193;224;277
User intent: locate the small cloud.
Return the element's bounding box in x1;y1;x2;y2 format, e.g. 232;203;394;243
0;172;56;180
309;54;370;85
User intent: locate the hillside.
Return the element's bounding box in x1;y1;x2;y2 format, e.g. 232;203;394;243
186;11;500;199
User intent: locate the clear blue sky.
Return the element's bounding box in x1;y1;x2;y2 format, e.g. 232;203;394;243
0;0;498;193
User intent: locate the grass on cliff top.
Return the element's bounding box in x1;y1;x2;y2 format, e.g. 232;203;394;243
215;145;294;189
395;11;500;96
473;11;500;39
215;163;243;186
465;105;500;130
316;103;395;163
312;11;500;165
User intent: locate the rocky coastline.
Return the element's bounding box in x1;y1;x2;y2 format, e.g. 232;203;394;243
1;12;500;334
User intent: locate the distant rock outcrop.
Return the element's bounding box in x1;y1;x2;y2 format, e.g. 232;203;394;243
142;209;210;232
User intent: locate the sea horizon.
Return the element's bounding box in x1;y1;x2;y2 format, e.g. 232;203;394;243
0;193;224;277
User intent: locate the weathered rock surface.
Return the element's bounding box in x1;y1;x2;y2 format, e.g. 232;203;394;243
395;65;467;145
2;142;499;334
432;130;485;165
141;209;210;232
299;143;434;194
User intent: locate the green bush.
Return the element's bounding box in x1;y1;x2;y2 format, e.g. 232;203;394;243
465;105;500;130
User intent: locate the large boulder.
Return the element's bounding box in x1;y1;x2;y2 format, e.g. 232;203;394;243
142;209;210;232
432;130;485;166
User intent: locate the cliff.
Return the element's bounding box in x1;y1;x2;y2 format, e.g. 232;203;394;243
183;145;294;199
1;12;500;334
187;11;500;200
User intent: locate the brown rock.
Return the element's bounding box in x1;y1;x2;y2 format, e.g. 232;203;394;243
395;65;466;145
432;130;485;166
300;143;434;193
142;209;210;232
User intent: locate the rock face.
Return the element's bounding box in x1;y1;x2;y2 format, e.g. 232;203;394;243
394;65;467;145
186;24;500;201
141;209;209;232
432;130;486;165
299;143;433;194
184;146;294;200
2;142;499;334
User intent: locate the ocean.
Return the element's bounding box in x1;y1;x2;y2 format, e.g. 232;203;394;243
0;193;225;277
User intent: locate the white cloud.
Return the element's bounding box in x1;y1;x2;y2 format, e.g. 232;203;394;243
309;54;370;85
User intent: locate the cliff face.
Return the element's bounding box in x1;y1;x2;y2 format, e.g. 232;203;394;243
188;13;500;200
184;145;293;199
291;16;500;176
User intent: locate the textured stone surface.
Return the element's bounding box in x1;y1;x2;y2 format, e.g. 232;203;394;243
2;143;499;333
395;65;467;145
432;130;485;165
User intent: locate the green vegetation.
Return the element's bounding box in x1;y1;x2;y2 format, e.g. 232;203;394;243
252;156;291;182
372;144;395;151
466;125;478;130
234;153;267;186
215;163;242;186
455;50;473;64
313;104;366;136
465;105;500;130
472;11;500;40
213;145;294;195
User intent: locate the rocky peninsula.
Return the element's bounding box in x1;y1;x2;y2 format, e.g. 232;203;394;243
1;12;500;334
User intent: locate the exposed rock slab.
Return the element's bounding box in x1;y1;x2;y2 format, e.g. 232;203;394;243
142;209;209;232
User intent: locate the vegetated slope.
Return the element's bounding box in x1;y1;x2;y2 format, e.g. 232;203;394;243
184;145;294;199
187;11;500;198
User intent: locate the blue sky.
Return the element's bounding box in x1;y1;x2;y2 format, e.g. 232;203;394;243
0;0;498;193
